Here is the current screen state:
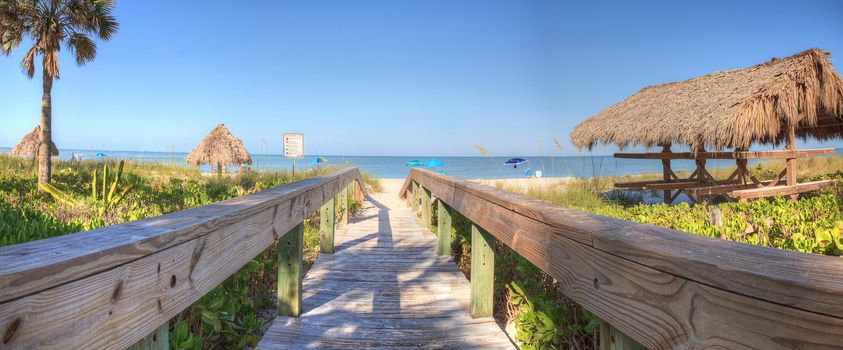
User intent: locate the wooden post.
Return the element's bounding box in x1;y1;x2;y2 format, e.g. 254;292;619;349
320;198;335;254
127;323;169;350
599;321;647;350
277;223;304;317
661;145;672;204
695;145;707;204
410;181;419;212
786;125;798;201
420;186;432;229
470;224;495;318
436;200;452;256
339;183;349;226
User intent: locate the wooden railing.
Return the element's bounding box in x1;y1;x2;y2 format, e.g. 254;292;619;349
0;168;365;350
399;168;843;349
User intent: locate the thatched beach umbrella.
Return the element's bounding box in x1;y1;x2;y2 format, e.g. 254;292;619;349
186;124;252;175
570;48;843;151
11;126;58;157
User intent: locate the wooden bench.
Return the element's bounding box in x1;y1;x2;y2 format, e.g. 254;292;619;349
731;180;837;200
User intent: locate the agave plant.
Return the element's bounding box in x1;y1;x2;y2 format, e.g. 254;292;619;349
39;160;135;215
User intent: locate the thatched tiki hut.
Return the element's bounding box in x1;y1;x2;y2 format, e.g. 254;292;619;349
187;124;252;175
11;126;58;157
571;48;843;204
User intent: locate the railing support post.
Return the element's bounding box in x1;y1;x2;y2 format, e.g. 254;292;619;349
436;200;452;256
277;223;304;317
420;186;432;229
411;181;420;212
599;321;647;350
320;198;336;254
470;224;495;318
339;183;349;226
127;323;169;350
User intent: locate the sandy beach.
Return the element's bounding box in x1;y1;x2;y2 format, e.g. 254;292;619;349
377;176;571;193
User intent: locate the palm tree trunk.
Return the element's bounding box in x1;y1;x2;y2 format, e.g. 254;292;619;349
38;72;53;185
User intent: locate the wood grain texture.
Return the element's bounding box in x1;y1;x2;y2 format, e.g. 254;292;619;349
256;180;514;349
401;168;843;349
470;224;494;318
127;323;169;350
420;186;432;229
278;223;304;317
437;200;453;256
600;322;646;350
0;168;364;349
320;198;336;254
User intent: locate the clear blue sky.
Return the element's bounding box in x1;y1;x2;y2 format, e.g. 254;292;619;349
2;0;842;156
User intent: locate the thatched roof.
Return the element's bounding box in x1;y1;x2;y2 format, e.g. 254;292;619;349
10;126;58;156
186;124;252;166
571;48;843;151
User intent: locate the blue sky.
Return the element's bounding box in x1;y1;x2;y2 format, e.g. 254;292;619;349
2;0;842;156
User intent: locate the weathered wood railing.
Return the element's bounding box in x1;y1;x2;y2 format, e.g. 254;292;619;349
0;168;365;349
399;168;843;349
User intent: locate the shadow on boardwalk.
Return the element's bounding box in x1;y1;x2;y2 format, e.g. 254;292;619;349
256;183;515;349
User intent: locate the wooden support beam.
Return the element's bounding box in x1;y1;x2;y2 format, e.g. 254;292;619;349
661;145;671;204
436;200;453;256
420;186;432;229
731;180;836;200
470;224;495;318
127;323;169;350
411;181;420;212
786;126;798;201
599;321;646;350
277;223;304;317
615;148;834;160
320;198;336;254
338;184;348;226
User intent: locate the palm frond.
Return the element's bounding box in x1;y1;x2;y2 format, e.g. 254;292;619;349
67;31;95;64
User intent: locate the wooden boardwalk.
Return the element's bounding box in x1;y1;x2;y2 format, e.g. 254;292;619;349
257;181;515;349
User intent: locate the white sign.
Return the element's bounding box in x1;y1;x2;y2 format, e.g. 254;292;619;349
283;133;304;158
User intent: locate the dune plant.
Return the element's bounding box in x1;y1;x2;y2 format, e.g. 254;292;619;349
0;0;118;184
39;160;135;215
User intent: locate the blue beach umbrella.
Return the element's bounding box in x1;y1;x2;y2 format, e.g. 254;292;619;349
424;159;444;167
310;157;328;165
95;153;107;158
504;158;528;168
406;160;424;167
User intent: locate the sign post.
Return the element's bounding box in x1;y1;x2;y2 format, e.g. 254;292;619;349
283;133;304;176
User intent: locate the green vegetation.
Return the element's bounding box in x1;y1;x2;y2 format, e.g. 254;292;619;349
445;154;843;349
0;154;372;349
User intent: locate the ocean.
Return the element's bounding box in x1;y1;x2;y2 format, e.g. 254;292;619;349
2;147;841;179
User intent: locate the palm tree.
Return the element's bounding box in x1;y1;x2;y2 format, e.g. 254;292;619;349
0;0;117;184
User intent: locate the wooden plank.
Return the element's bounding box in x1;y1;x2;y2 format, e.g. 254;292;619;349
403;168;843;348
339;183;349;226
257;179;512;349
613;179;667;189
684;181;773;195
437;200;453;256
0;167;361;304
731;180;837;200
127;323;169;350
320;197;336;254
614;148;835;160
0;169;363;350
599;322;646;350
420;186;432;229
277;223;304;317
644;181;714;190
470;224;495;318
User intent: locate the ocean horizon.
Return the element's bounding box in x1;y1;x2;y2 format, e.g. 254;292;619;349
2;147;841;180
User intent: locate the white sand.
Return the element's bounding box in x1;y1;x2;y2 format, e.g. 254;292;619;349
377;177;571;193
